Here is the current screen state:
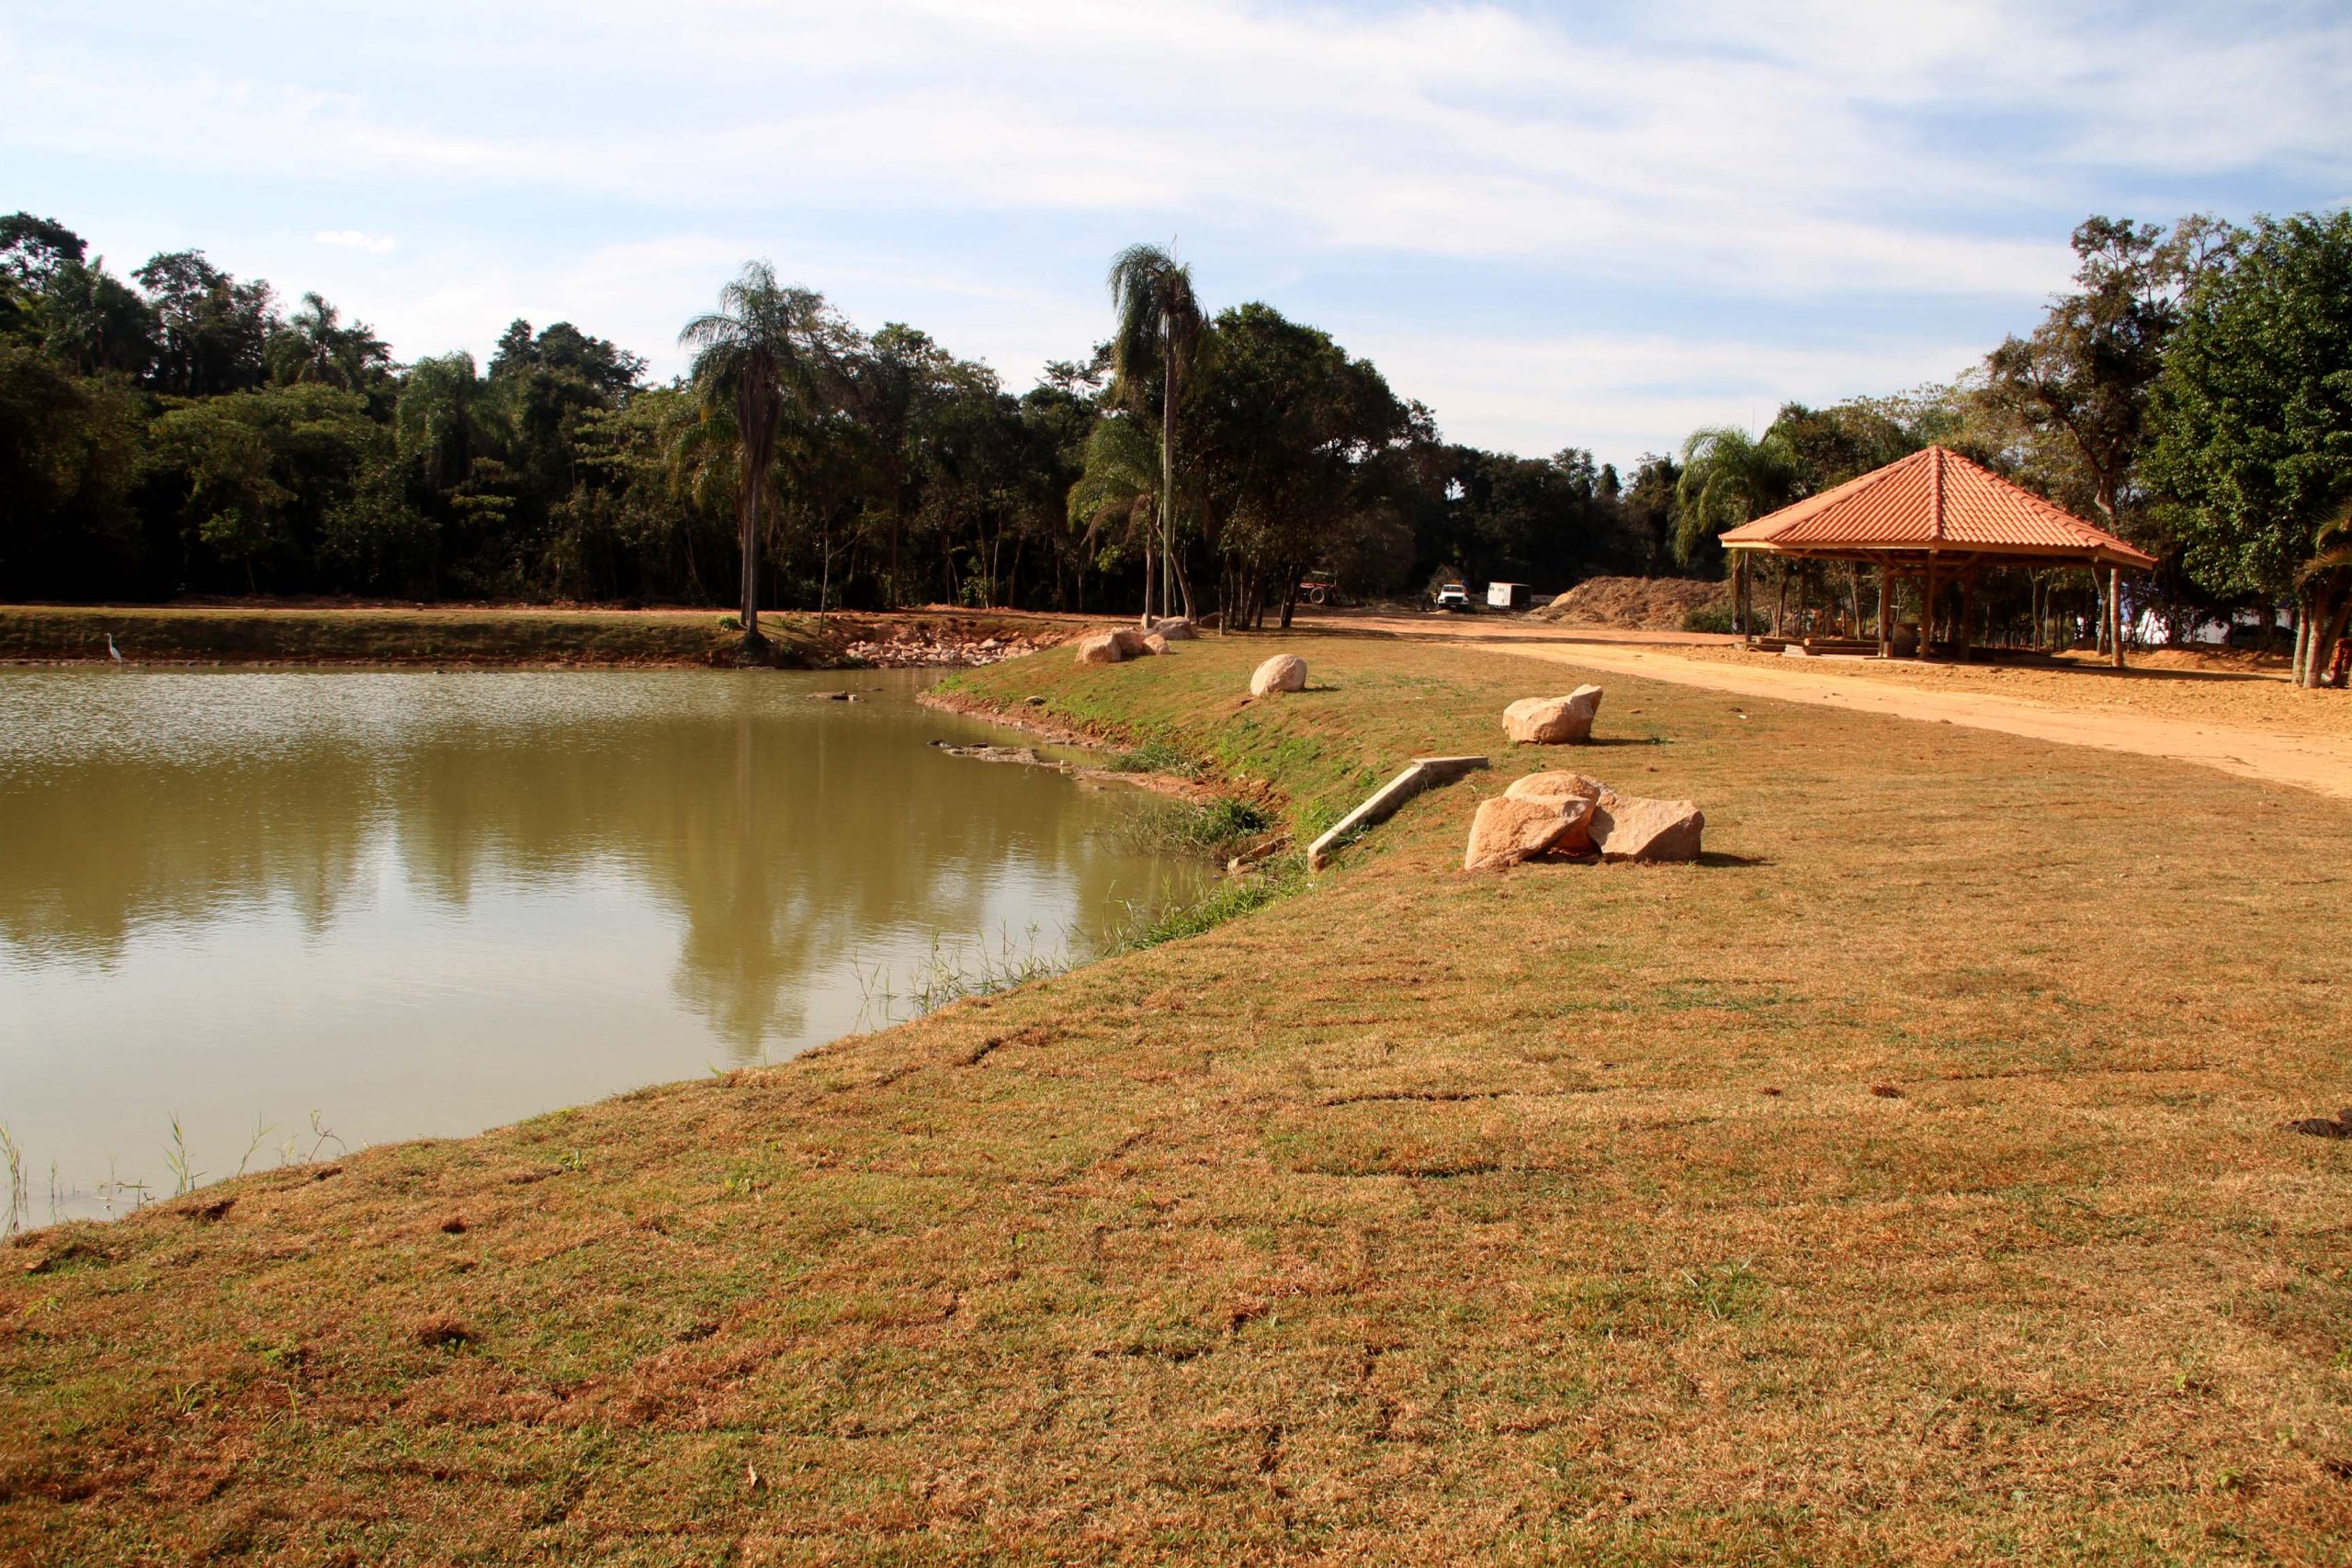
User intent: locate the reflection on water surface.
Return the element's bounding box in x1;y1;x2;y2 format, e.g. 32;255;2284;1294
0;669;1194;1216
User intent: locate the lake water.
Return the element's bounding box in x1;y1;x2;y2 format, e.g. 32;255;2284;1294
0;668;1199;1220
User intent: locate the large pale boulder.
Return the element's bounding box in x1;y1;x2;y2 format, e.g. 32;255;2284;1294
1151;618;1198;641
1463;795;1590;872
1502;771;1605;805
1073;631;1126;665
1112;627;1157;659
1141;632;1170;655
1250;654;1308;696
1590;791;1704;863
1501;773;1602;853
1502;685;1603;744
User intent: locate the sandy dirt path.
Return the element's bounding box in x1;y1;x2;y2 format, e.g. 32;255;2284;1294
1339;614;2352;802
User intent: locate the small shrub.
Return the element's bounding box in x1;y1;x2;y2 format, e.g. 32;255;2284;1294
1108;859;1304;953
1682;603;1737;635
1104;739;1202;779
1114;796;1271;861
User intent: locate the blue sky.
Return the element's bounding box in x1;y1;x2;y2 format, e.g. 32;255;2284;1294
8;0;2349;468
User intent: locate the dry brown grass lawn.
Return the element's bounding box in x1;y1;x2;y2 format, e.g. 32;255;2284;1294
3;634;2349;1564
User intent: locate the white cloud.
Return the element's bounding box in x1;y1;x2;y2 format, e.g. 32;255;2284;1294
313;230;394;254
18;2;2343;293
7;0;2349;458
1367;326;1986;462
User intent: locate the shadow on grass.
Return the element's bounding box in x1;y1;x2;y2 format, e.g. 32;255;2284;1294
1695;851;1770;868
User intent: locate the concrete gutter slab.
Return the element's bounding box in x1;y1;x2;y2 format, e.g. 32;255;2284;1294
1306;754;1488;870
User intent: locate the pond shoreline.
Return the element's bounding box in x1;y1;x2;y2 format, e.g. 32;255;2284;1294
915;686;1232;805
0;603;1102;671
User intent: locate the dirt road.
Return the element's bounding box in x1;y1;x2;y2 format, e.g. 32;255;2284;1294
1336;612;2352;802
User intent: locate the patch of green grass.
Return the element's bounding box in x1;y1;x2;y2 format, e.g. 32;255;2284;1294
1111;795;1271;861
1109;858;1301;952
1103;738;1205;778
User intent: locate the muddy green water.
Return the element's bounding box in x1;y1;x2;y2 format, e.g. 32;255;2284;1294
0;669;1201;1220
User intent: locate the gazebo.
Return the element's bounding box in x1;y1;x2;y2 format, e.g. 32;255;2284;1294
1718;446;2158;667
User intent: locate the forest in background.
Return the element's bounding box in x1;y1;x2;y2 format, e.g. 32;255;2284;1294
2;208;2346;676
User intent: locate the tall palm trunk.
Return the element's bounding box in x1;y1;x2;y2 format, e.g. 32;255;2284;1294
737;484;760;644
735;370;775;658
1157;339;1175;625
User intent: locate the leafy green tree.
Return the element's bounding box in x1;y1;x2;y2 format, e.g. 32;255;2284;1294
680;263;845;656
848;323;960;605
146;385;388;592
1772;397;1937;491
2146;210;2352;684
36;261;157;378
0;212;87;285
0;342;144;595
136;251;275;396
1612;456;1682;576
1187;301;1413;626
1105;243;1204;621
1969;208;2241;641
1417;447;1620;592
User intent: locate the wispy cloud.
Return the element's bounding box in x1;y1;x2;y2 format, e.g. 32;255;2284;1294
6;0;2348;459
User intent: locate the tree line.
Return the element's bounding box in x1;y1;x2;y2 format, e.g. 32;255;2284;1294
3;209;2346;682
0;220;1657;636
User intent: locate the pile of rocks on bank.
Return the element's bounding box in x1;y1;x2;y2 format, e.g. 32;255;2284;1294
1464;771;1703;869
846;625;1046;667
1072;618;1198;665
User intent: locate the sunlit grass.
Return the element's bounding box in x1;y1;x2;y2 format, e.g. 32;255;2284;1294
4;632;2348;1562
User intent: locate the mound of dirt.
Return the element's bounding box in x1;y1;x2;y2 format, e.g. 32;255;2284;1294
1532;576;1729;629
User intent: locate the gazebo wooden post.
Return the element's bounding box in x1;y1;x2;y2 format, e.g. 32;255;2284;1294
1956;568;1974;663
1734;553;1750;641
1918;557;1937;661
2109;566;2124;670
1877;561;1893;659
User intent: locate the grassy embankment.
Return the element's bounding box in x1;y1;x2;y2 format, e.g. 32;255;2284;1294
4;633;2351;1563
0;604;1083;668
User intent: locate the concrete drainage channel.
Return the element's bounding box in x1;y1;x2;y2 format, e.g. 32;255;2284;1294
1305;755;1489;870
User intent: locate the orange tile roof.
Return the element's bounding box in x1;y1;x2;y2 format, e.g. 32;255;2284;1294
1718;446;2157;570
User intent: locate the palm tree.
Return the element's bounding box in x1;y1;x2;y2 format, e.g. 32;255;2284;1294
1067;413;1162;606
680;262;838;658
1674;424;1803;563
1678;424;1806;637
1105;243;1204;623
2296;497;2352;687
395;352;503;490
268;293;389;390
